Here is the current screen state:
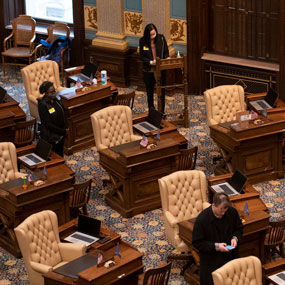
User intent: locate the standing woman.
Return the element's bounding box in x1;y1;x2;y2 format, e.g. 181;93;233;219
139;23;169;113
38;81;67;156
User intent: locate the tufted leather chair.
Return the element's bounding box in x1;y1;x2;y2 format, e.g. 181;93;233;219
212;256;262;285
158;170;210;253
14;210;86;285
90;105;142;151
21;60;63;121
204;85;245;126
0;142;23;183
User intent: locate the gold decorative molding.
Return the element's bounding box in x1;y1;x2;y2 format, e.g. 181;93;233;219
92;32;129;51
84;5;97;30
124;11;143;37
170;18;187;43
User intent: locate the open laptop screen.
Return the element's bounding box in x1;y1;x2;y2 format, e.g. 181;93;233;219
78;215;101;238
82;62;99;78
265;87;278;108
229;169;247;193
148;108;163;128
35;138;52;161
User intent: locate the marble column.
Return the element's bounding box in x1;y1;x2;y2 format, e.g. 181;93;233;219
92;0;128;51
142;0;174;55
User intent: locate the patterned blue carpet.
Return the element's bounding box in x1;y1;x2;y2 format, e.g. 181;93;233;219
0;66;284;284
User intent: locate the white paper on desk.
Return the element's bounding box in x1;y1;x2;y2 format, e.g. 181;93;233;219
57;86;77;98
268;271;285;284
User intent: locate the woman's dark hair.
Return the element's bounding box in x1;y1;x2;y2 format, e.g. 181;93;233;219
39;81;53;94
143;23;158;47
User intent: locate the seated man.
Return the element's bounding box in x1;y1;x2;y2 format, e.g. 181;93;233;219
192;193;243;285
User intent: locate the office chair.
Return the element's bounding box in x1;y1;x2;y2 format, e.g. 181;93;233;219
140;262;172;285
113;90;135;110
177;146;198;171
13;118;36;147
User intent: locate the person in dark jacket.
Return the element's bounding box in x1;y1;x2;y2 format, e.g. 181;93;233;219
38;81;67;156
192;193;243;285
139;23;169;113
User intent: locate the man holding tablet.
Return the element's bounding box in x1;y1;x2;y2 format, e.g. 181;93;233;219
192;193;243;285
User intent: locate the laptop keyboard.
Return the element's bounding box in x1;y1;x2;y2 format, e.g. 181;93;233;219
220;184;235;195
26;154;41;163
257;100;269;109
140;122;155;131
71;233;95;243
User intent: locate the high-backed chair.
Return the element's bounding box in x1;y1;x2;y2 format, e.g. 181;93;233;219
204;85;245;126
158;170;210;259
212;256;262;285
140;262;172;285
113;90;135;110
0;142;23;183
1;15;36;76
34;23;70;84
177;146;198;171
90;105;142;151
14;210;86;285
21;61;63;121
13;118;36;147
264;219;285;261
70;179;92;217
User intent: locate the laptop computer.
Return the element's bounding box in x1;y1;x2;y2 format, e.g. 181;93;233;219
133;108;163;134
54;254;98;279
18;138;52;167
249;87;279;111
0;87;7;103
64;214;101;246
211;169;248;197
69;62;99;83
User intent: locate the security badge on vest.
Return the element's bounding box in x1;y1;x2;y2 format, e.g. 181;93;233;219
49;107;55;114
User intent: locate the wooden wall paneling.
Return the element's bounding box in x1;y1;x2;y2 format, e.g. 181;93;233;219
279;0;285;101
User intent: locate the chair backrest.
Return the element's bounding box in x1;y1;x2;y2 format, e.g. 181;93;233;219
113;91;135;109
12;15;36;47
265;219;285;247
70;179;92;209
21;61;61;120
90;105;135;151
177;146;198;171
212;256;262;285
14;210;63;280
14;118;36;147
47;23;70;44
204;85;245;126
158;170;208;222
142;262;172;285
0;142;19;183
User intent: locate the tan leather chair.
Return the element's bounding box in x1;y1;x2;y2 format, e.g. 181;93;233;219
21;61;63;121
1;15;36;76
212;256;262;285
204;85;245;126
158;170;210;253
14;210;86;285
90;105;142;151
0;142;23;183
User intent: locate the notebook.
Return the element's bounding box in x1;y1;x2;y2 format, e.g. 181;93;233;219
0;86;7;103
211;169;247;196
69;62;99;83
249;87;279;111
64;214;101;246
53;254;98;279
133;108;163;134
18;138;52;167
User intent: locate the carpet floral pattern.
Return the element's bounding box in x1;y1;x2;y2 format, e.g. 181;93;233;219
0;66;284;284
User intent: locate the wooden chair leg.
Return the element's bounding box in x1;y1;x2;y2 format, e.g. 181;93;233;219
2;55;5;76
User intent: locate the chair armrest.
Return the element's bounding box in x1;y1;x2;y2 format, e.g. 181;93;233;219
131;135;142;141
97;144;108;151
3;33;13;50
30;261;53;274
34;43;43;60
58;242;86;261
165;211;178;228
203;202;211;209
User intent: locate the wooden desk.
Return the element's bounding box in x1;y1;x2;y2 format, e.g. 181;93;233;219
207;173;267;213
263;258;285;285
43;241;143;285
0;94;26;142
210;116;285;183
99;130;187;217
60;82;116;155
0;164;74;258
